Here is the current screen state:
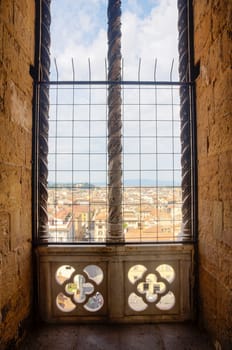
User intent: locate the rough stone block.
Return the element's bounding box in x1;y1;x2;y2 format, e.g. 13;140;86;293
213;69;232;124
13;0;35;60
213;200;223;241
0;1;14;26
198;238;219;275
216;281;232;349
194;8;212;57
197;127;209;158
198;267;217;333
209;34;231;82
1;252;18;303
0;164;22;210
212;0;232;42
0;65;7;113
0;23;3;62
223;200;232;247
2;25;33;94
16;243;32;284
221;29;232;72
7;80;32;131
208;117;232;156
10;210;21;251
0;212;10;255
198;155;219;200
217;244;232;289
20;169;32;239
198;199;213;235
196;79;215;125
219;151;232;200
0;119;26;165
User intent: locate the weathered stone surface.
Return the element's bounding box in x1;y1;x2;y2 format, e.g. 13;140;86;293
0;0;34;347
198;155;219;200
0;118;32;166
194;2;212;55
0;212;10;256
195;0;232;347
223;200;232;247
213;200;223;240
216;280;232;349
218;151;232;200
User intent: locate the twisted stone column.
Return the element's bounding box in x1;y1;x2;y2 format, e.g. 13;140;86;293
178;0;191;240
107;0;123;242
38;0;51;242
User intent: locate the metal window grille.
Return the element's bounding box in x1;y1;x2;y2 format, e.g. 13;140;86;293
36;61;193;244
34;0;195;246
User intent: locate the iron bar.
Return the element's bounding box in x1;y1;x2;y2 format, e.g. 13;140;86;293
33;240;195;247
37;80;192;86
178;0;192;240
107;0;123;242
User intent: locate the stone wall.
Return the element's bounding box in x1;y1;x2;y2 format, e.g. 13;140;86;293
194;0;232;348
0;0;34;348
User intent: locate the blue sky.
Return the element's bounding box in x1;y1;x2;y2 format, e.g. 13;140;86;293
48;1;181;186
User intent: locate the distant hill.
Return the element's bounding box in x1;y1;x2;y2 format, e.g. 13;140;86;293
48;179;181;188
123;179;181;187
48;182;95;189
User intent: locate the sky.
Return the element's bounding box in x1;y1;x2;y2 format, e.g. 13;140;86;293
48;0;181;187
50;0;179;80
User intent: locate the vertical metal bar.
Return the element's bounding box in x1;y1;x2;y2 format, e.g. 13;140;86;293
170;59;175;241
54;59;59;243
107;0;123;242
38;0;51;242
71;58;75;242
121;59;125;241
88;58;92;242
154;59;159;241
105;59;108;243
138;58;142;241
178;0;192;240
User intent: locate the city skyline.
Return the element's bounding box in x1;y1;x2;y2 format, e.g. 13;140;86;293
47;185;182;243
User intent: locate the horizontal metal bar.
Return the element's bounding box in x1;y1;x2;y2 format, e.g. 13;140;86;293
34;240;195;247
37;80;193;86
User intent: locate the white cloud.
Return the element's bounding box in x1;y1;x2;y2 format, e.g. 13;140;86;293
51;28;107;80
50;0;179;81
121;0;179;80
